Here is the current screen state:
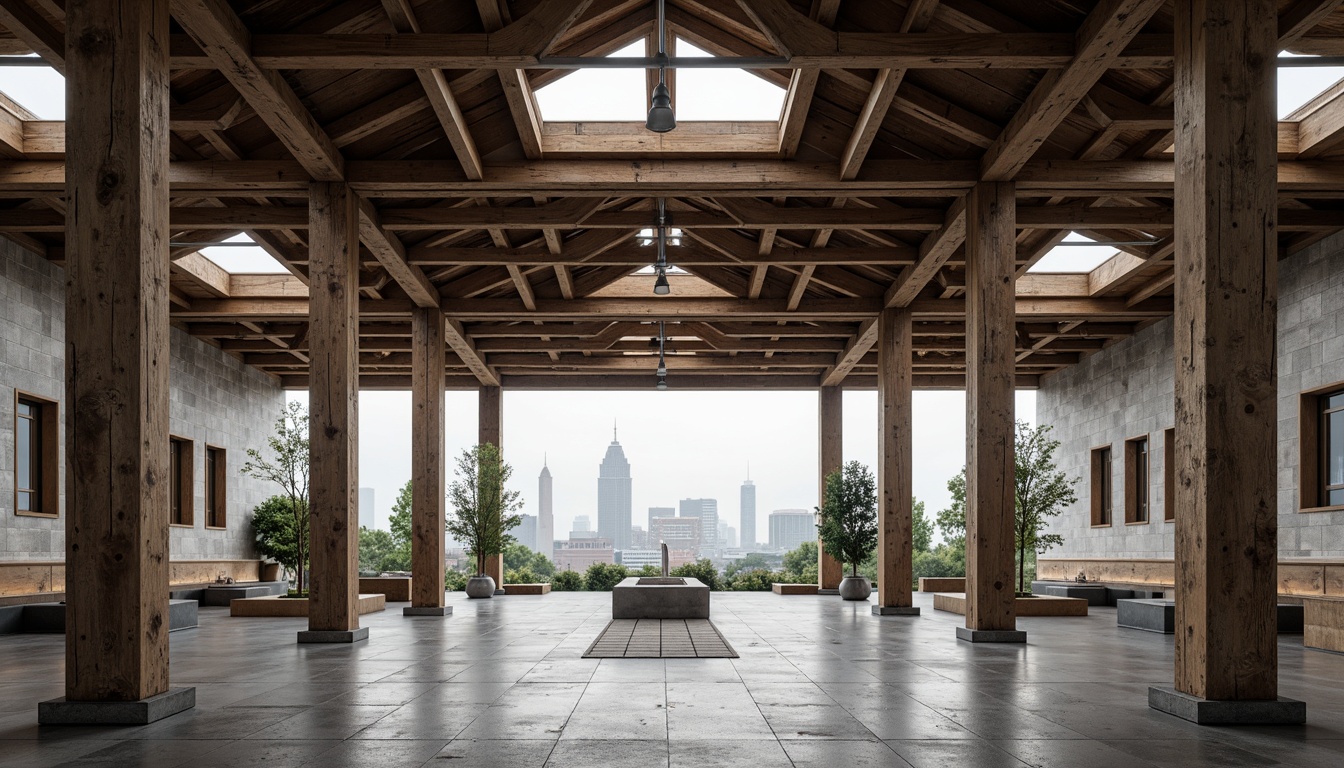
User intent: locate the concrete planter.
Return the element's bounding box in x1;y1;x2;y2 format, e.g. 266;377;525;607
359;576;412;602
466;575;496;599
503;583;551;595
839;575;871;601
933;592;1088;617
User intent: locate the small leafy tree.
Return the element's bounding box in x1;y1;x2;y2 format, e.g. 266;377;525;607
358;528;398;573
936;472;967;550
251;496;305;586
503;542;556;579
671;559;722;590
388;480;413;550
782;541;817;579
1013;422;1076;593
584;562;629;591
726;553;772;577
445;571;468;591
551;570;585;591
816;460;879;578
446;443;523;577
727;569;777;591
242;402;310;594
912;499;933;553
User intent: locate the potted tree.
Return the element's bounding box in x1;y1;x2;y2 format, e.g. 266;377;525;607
446;443;523;598
817;460;879;601
242;401;310;596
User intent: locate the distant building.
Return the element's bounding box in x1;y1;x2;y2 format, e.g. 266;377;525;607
648;506;675;529
649;515;702;554
740;477;756;549
573;514;591;532
516;514;537;551
726;526;738;549
358;487;375;529
554;537;615;573
598;426;633;550
618;548;695;570
769;509;815;552
629;525;648;549
679;498;719;550
717;519;729;548
537;459;554;562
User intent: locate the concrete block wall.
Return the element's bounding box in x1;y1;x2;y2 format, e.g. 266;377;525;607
0;239;285;561
1038;231;1344;559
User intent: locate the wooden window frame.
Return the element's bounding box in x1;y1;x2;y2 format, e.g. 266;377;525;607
1125;434;1150;525
14;390;59;518
205;445;226;530
1090;445;1113;527
1302;381;1344;513
169;435;195;527
1163;427;1176;522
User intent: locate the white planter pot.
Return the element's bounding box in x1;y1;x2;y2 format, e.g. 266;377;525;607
466;575;497;599
839;575;872;601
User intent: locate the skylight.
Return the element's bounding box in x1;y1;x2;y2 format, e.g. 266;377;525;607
534;38;785;123
1279;54;1344;119
0;58;65;119
1028;232;1120;274
197;233;290;274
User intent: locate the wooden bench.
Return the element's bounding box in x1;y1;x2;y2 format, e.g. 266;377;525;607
1304;596;1344;652
934;592;1087;617
504;583;551;595
918;577;965;593
231;593;386;617
359;576;412;602
772;583;819;595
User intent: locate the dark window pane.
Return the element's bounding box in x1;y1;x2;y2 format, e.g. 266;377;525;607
1329;410;1344;486
16;416;32;489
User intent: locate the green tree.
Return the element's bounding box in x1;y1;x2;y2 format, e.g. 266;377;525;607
727;569;777;591
389;480;412;548
241;401;311;595
251;495;307;588
671;559;722;590
446;443;523;577
358;527;397;573
507;567;540;584
726;553;772;577
817;461;879;578
1013;422;1076;593
637;564;661;577
936;471;967;549
551;570;584;591
584;562;628;591
912;499;932;553
782;541;818;578
503;543;556;579
445;571;468;591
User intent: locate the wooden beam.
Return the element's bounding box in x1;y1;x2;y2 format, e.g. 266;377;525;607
381;0;484;180
355;197;439;309
776;0;842;157
1279;0;1341;47
305;181;362;638
962;180;1018;640
172;0;344;180
1168;0;1281;707
876;306;916;613
410;306;447;611
885;197;967;308
980;0;1167;180
0;0;64;71
58;0;178;714
818;385;844;590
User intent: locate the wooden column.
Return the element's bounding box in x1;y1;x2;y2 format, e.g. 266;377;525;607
479;385;504;591
960;181;1022;643
303;182;364;642
817;386;844;590
42;0;194;724
407;308;450;616
875;307;918;615
1150;0;1301;724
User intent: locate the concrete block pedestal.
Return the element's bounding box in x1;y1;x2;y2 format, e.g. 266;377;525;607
298;627;370;643
403;606;453;616
1148;687;1305;725
956;627;1027;643
872;605;921;616
39;688;196;725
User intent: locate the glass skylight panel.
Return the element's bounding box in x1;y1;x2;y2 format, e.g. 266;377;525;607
1028;232;1120;274
673;39;784;121
535;40;648;121
638;226;683;246
1279;54;1344;119
198;234;290;274
0;58;66;119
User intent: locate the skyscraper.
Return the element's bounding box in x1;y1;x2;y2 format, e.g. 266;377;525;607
538;458;554;561
648;506;675;528
769;509;815;552
516;514;537;551
598;424;633;550
679;498;718;551
740;474;756;549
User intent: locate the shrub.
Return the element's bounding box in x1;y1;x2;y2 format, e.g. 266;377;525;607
585;562;629;591
445;571;468;592
727;568;777;591
251;495;308;593
551;570;584;591
671;559;722;591
637;564;661;577
506;567;543;584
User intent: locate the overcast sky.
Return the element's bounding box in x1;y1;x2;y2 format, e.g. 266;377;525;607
2;43;1338;546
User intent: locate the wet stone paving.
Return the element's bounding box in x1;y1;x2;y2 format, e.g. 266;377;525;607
1;591;1343;767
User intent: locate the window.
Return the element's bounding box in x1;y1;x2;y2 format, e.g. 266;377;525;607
1125;436;1150;524
1299;384;1344;511
1164;427;1176;521
15;392;58;517
169;436;194;526
1090;446;1113;526
205;446;226;529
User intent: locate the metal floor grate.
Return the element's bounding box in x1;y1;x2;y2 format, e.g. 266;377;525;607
583;618;738;658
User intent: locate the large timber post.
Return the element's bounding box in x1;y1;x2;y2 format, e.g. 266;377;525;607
817;385;845;592
41;0;196;725
479;385;505;593
406;308;450;616
1147;0;1304;725
874;307;918;616
959;181;1023;643
302;182;365;643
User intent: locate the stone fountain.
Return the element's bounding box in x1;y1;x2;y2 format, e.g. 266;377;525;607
612;542;710;619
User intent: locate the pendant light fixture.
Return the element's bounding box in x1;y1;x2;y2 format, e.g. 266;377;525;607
646;0;675;133
656;321;669;389
653;197;671;295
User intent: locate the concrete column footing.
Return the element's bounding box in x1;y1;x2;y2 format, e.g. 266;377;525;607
872;605;921;616
38;687;195;725
1148;687;1306;725
298;627;369;643
956;626;1026;643
403;606;453;617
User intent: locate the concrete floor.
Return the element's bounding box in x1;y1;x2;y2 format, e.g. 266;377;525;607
1;591;1342;767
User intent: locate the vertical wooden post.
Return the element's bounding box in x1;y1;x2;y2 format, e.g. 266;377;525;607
1149;0;1302;725
479;385;505;592
959;181;1022;643
42;0;195;724
302;182;364;643
875;307;918;615
817;386;844;590
406;308;450;616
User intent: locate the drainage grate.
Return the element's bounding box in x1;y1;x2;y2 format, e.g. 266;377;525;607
583;618;738;658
